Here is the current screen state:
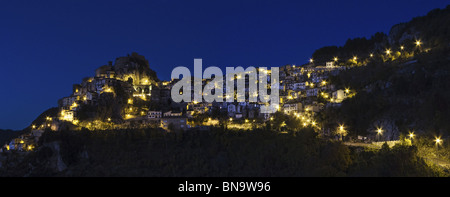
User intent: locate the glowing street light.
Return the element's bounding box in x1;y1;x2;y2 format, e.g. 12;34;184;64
353;56;357;61
345;88;350;94
309;58;314;63
370;53;374;57
415;40;422;46
321;80;327;86
333;57;338;62
435;137;442;145
337;124;346;141
385;49;391;55
376;127;383;141
409;132;415;139
377;128;383;134
400;46;404;50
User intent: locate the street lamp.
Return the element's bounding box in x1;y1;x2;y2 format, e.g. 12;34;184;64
435;137;442;151
415;40;422;46
333;57;338;62
376;128;383;141
435;137;442;145
338;124;345;141
400;46;404;50
409;131;415;144
385;49;391;55
370;53;374;57
309;58;314;63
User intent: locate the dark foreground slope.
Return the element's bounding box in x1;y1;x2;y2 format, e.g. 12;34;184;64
0;127;446;177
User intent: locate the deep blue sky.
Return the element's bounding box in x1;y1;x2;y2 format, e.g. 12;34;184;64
0;0;448;130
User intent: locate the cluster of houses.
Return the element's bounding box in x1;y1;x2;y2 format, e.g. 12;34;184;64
54;58;350;132
1;130;42;152
28;54;191;134
2;56;354;153
179;61;350;122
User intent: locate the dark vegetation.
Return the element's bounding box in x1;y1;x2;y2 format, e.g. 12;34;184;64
315;5;450;138
319;42;450;138
0;127;446;177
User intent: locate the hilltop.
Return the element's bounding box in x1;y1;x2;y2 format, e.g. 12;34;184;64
311;5;450;66
314;5;450;139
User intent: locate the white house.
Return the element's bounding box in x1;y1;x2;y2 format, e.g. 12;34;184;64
282;103;302;114
164;111;182;117
326;61;334;68
147;111;162;119
332;89;346;103
59;96;77;108
306;88;318;97
293;82;306;91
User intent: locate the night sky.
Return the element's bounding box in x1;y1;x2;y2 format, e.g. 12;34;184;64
1;0;448;130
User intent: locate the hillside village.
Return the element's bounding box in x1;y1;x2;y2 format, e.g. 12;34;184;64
2;52;353;151
2;5;449;153
2;43;420;153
